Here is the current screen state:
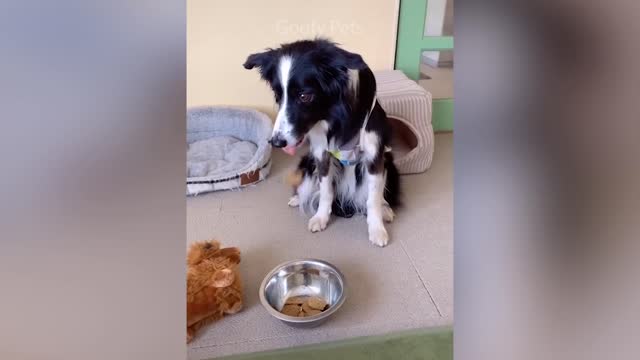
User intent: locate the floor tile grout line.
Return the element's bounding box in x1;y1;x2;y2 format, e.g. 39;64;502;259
189;323;391;350
190;333;297;349
398;238;443;316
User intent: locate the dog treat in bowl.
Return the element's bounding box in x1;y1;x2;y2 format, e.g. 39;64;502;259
280;296;329;318
281;304;302;316
307;297;327;310
284;296;307;305
304;309;322;316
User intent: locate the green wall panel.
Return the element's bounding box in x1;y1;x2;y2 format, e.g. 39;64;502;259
432;99;453;132
395;0;454;131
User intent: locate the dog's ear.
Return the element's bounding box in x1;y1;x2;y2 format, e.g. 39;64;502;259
243;49;276;70
339;49;367;70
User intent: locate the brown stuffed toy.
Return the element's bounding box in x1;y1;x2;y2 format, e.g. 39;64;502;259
187;240;243;343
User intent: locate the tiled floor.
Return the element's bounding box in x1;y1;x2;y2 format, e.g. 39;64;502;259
187;134;453;359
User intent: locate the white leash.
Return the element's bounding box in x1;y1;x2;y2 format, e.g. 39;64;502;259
329;95;384;166
358;95;378;146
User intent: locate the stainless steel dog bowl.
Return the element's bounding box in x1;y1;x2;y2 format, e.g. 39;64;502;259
259;259;346;328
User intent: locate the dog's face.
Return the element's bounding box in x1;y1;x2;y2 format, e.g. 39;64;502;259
244;39;366;153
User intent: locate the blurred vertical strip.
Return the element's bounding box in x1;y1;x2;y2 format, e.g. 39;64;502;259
455;0;640;360
0;1;186;360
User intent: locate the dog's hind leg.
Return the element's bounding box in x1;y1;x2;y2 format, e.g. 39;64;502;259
288;194;300;207
382;202;395;223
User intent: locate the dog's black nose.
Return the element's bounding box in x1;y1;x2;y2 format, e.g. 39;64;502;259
269;134;287;148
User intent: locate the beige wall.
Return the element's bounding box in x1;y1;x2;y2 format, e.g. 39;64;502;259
187;0;399;116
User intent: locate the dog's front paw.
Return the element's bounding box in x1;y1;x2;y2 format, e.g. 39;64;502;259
368;226;389;247
308;214;329;233
288;195;300;207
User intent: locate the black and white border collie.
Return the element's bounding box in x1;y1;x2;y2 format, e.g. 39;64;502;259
244;39;400;247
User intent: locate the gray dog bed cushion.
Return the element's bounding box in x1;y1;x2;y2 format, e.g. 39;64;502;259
187;107;272;195
188;136;258;178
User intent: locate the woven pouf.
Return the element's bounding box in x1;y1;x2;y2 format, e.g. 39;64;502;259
375;70;434;174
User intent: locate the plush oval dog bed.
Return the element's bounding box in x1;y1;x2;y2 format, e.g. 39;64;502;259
187;107;272;195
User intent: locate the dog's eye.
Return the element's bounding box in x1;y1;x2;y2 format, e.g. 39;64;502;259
299;93;314;104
